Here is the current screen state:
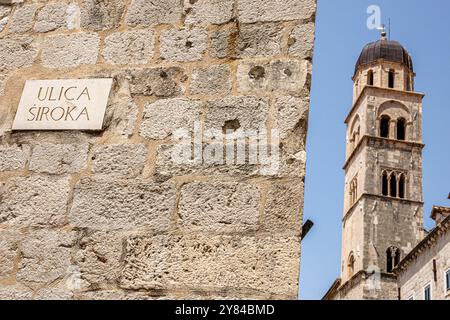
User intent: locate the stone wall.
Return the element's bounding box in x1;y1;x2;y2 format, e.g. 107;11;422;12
398;224;450;300
0;0;316;299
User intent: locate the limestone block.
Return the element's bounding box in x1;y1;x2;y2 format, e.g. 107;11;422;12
0;144;29;171
0;175;70;228
179;181;260;233
92;144;148;178
237;0;316;23
41;33;100;69
139;98;202;140
273;96;309;139
0;36;38;72
105;88;138;137
74;231;124;289
154;143;260;180
209;24;237;59
80;0;125;31
120;234;300;297
126;0;182;27
0;231;21;278
8;4;36;33
236;23;283;58
288;22;315;59
160;28;208;62
184;0;234;25
17;230;78;287
205;96;269;132
190;64;231;95
237;59;310;96
0;5;11;32
66;3;80;30
69;178;176;231
127;67;187;97
0;74;5;95
0;286;32;300
34;3;68;33
264;182;303;234
34;288;74;300
103;30;155;65
29;143;89;174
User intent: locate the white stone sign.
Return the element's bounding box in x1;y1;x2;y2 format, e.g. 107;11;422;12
12;79;113;130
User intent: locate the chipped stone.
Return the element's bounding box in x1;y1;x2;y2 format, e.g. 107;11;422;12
127;67;186;97
190;64;231;95
0;36;38;72
288;22;315;59
0;144;29;171
80;0;125;31
70;178;176;231
29;143;89;174
8;4;36;33
126;0;182;27
184;0;234;25
34;3;68;33
237;23;283;58
160;28;208;62
103;30;155;65
237;0;316;23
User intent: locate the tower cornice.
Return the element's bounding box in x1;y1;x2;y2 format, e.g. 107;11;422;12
345;86;425;125
343;135;425;171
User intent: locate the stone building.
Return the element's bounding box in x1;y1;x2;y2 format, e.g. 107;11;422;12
394;206;450;300
0;0;317;300
324;30;449;300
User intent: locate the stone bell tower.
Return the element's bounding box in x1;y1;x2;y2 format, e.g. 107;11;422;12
327;31;425;300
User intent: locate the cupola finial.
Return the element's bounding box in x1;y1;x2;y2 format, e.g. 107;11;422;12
377;24;387;40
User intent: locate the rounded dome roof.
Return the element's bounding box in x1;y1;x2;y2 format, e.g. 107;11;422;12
355;39;413;75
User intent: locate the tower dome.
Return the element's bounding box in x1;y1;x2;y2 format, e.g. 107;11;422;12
354;39;413;75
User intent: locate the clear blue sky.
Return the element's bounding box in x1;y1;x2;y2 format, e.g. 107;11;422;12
300;0;450;300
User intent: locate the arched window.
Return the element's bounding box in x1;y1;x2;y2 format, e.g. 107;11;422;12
388;69;395;88
397;118;406;141
389;172;397;197
380;116;390;138
367;70;374;86
387;247;401;273
382;171;389;196
398;174;406;199
348;252;355;278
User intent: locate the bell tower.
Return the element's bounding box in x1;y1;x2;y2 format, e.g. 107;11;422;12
333;31;425;300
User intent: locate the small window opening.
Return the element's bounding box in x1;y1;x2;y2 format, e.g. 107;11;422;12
348;253;355;278
397;118;406;141
390;173;397;197
382;172;389;196
424;284;431;300
388;69;395;88
367;70;374;86
398;174;406;199
380;116;390;138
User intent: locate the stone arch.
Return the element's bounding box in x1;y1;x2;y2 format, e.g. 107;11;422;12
377;101;411;139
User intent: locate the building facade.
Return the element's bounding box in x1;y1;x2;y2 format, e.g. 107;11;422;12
395;207;450;300
0;0;317;300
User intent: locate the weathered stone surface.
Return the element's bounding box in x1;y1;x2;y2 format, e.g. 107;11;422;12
0;5;11;32
17;230;78;287
155;143;260;180
264;182;303;234
209;24;237;59
127;67;186;97
288;22;315;59
179;182;260;233
0;231;21;278
80;0;125;30
205;96;269;132
160;28;208;62
0;175;70;228
190;64;231;95
0;74;5;95
274;96;309;139
0;286;32;300
70;178;176;231
34;3;68;33
140;98;202;140
103;30;155;65
29;143;89;174
74;231;124;289
0;36;38;72
66;3;81;30
0;144;29;171
237;0;316;23
120;234;300;297
34;288;74;300
92;144;148;178
126;0;182;27
237;59;310;96
8;4;36;33
237;23;283;58
184;0;234;25
41;33;100;69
